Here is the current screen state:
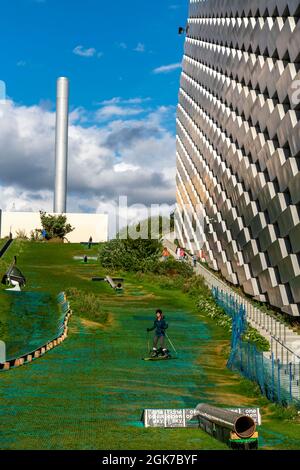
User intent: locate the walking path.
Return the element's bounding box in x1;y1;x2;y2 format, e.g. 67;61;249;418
163;239;300;363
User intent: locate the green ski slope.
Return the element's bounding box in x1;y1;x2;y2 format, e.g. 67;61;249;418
0;242;299;450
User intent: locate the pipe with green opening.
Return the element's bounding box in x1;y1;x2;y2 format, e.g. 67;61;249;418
195;404;256;439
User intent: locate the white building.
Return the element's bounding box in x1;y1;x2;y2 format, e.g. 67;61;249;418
0;211;108;244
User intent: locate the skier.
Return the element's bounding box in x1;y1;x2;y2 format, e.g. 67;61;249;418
147;309;169;358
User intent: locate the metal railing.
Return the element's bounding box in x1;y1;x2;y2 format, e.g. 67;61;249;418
163;238;300;364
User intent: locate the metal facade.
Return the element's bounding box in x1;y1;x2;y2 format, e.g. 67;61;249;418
176;0;300;316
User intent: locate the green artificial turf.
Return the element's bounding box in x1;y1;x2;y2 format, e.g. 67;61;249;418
0;240;299;450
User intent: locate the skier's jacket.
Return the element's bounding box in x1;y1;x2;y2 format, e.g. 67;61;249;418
149;317;168;337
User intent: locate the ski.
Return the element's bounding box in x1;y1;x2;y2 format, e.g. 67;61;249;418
142;356;177;361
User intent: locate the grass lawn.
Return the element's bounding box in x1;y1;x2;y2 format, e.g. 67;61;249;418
0;240;300;450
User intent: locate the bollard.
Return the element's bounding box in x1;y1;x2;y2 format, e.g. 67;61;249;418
34;350;41;359
27;354;33;363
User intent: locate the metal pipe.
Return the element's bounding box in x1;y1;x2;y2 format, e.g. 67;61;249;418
195;404;256;439
54;77;69;214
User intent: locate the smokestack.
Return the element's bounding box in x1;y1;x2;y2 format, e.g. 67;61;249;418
54;77;69;213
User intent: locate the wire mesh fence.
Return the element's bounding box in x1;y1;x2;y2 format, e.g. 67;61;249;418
212;287;300;407
163;238;298;349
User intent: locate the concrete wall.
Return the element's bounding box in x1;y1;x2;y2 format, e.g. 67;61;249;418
176;0;300;316
0;211;108;243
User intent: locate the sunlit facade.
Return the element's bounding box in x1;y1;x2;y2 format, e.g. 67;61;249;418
176;0;300;316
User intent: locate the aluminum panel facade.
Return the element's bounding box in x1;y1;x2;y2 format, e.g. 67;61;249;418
176;0;300;316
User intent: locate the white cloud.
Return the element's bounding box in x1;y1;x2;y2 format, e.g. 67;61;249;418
0;99;176;219
17;60;27;67
95;105;145;120
73;45;102;58
153;62;182;74
99;97;151;106
113;162;140;173
134;43;145;53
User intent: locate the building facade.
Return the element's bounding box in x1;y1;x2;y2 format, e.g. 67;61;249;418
0;211;108;244
176;0;300;316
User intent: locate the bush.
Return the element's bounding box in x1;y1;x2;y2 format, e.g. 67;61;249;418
242;326;270;351
37;211;74;240
196;293;269;350
198;296;232;332
153;258;194;277
66;287;109;324
268;403;300;420
181;275;209;297
15;229;28;240
99;238;162;272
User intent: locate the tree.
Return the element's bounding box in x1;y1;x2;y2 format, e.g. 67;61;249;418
39;211;74;240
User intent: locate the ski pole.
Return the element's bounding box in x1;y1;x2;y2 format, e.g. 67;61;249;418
166;333;178;355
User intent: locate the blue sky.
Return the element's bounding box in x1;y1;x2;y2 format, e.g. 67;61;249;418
1;0;187;112
0;0;188;220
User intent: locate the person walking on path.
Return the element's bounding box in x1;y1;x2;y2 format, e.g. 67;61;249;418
88;236;93;249
180;247;185;261
192;253;197;268
162;247;170;261
147;310;169;358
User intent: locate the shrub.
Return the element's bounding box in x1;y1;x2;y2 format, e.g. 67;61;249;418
38;211;74;240
198;296;232;332
153;258;194;277
15;229;28;240
66;287;108;324
181;275;209;296
99;237;162;272
269;404;299;420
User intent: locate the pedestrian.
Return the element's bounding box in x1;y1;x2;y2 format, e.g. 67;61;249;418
192;254;197;268
88;236;93;249
162;247;170;261
147;309;169;358
41;229;47;240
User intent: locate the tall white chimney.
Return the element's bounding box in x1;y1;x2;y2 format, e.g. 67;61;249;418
54;77;69;213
